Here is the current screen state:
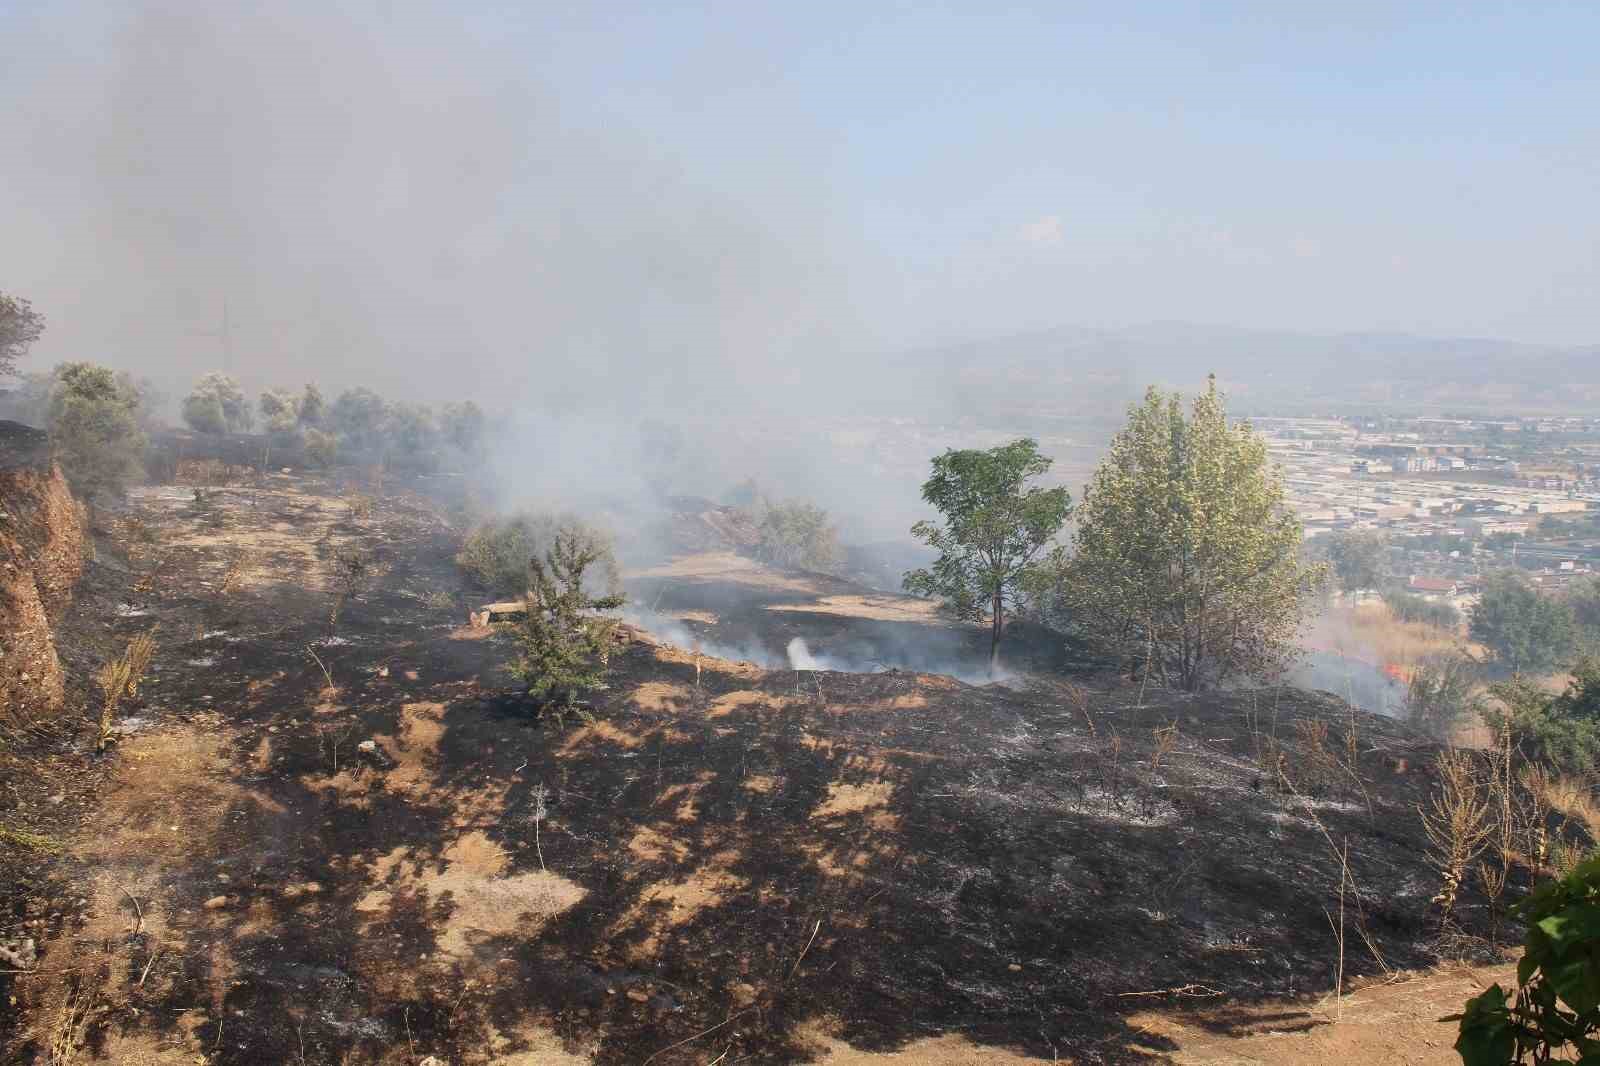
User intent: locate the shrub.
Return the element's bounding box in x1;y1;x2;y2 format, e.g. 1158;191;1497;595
509;528;626;709
1405;654;1483;740
457;512;619;599
304;428;338;468
1452;856;1600;1064
1384;590;1461;630
754;500;843;573
47;362;146;499
1489;661;1600;776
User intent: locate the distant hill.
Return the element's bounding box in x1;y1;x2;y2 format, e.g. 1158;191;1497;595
881;323;1600;415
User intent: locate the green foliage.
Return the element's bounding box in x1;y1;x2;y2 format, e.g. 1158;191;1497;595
755;501;843;573
303;428;338;469
902;438;1071;671
259;388;301;434
330;387;389;451
509;527;626;708
0;291;45;377
46;362;146;499
1385;590;1462;630
1323;531;1387;592
182;371;252;434
297;383;326;428
1569;577;1600;651
1068;377;1322;691
440;400;486;456
457;512;620;599
1471;571;1578;675
1488;661;1600;776
1453;856;1600;1064
385;402;438;468
1404;653;1482;739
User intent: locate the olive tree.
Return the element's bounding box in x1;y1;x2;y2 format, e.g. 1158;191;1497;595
755;501;843;573
47;363;146;499
1068;377;1321;691
0;292;45;377
183;372;252;434
903;438;1071;675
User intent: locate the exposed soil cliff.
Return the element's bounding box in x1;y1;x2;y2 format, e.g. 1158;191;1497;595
0;421;84;723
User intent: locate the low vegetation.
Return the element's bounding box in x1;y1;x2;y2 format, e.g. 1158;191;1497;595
508;526;625;710
1454;857;1600;1064
456;510;621;599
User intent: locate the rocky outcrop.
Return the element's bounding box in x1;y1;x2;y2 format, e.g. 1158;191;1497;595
0;421;84;723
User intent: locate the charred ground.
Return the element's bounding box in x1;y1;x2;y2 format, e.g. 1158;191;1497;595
1;469;1516;1064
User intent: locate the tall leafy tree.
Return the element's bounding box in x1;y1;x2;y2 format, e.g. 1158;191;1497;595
0;292;45;378
1068;377;1320;691
47;363;146;499
297;383;327;428
182;371;251;434
903;438;1071;674
1470;571;1577;675
1323;530;1387;593
510;526;626;709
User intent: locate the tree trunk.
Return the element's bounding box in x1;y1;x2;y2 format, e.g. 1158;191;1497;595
989;591;1003;677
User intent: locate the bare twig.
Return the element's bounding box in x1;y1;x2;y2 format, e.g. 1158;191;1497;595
306;644;335;690
642;1008;760;1066
788;919;822;980
1118;984;1224;998
121;886;145;935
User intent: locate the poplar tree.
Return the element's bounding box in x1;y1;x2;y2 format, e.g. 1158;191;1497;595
1069;377;1321;691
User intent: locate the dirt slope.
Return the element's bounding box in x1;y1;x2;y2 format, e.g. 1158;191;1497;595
1;473;1524;1064
0;420;84;724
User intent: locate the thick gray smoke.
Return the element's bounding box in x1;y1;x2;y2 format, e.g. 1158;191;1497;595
0;2;865;415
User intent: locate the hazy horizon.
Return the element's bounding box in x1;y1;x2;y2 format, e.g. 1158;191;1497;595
3;2;1599;412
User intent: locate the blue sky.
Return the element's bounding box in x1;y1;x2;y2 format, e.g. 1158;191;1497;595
1;1;1597;392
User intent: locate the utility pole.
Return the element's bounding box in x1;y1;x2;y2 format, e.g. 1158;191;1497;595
192;296;235;372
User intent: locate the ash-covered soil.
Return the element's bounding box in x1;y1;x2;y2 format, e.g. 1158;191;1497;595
1;473;1515;1064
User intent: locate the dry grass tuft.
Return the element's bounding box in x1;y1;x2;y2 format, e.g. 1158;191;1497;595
1420;750;1493;921
94;629;158;752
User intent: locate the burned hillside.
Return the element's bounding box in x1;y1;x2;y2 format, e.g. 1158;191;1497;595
0;469;1525;1065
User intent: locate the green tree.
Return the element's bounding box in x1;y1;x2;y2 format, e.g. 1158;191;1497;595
303;428;338;469
510;526;626;709
903;438;1071;674
182;371;251;434
297;383;326;428
1470;571;1577;675
755;501;843;573
1404;653;1482;740
1068;377;1321;691
1568;576;1600;651
440;400;486;455
330;386;388;451
1323;530;1387;592
1486;660;1600;775
258;388;301;434
0;292;45;378
46;363;145;499
458;511;620;599
385;402;438;467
